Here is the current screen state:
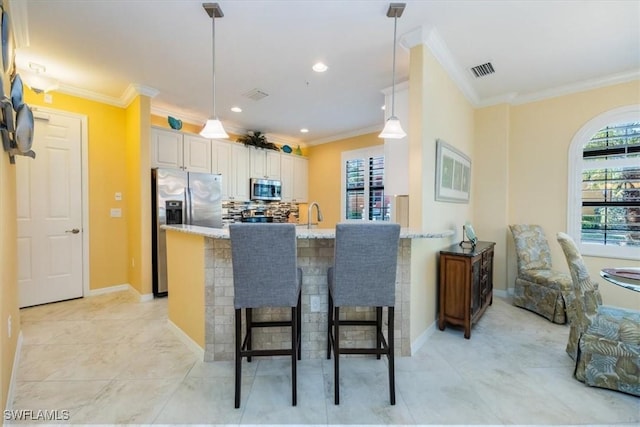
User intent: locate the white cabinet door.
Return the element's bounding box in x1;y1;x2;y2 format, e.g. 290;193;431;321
151;127;212;173
266;150;281;179
231;144;250;201
249;147;266;178
280;154;294;202
293;156;308;202
249;147;281;179
151;128;183;169
212;139;232;200
183;134;212;173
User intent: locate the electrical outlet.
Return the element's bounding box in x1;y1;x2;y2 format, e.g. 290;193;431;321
310;295;321;312
7;315;11;339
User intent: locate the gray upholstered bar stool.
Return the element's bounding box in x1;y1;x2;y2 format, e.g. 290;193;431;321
327;222;401;405
229;223;302;408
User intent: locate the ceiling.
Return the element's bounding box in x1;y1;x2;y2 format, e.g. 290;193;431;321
11;0;640;145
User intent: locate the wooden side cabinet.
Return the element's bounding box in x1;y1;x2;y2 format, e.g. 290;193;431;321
438;241;495;339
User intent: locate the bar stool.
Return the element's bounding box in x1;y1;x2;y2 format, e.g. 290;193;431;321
327;222;401;405
229;223;302;408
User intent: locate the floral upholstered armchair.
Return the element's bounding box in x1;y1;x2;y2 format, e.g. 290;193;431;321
557;232;640;397
509;225;573;324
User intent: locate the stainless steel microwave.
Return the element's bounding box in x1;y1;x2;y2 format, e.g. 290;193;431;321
250;178;282;201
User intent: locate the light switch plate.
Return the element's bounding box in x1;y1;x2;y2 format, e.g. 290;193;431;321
310;295;321;312
115;192;122;201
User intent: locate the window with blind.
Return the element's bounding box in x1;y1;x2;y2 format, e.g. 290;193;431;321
342;146;389;221
568;106;640;260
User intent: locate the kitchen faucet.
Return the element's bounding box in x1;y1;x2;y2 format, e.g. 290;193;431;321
307;202;323;229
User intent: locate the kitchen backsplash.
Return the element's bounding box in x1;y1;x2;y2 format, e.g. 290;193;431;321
222;200;300;224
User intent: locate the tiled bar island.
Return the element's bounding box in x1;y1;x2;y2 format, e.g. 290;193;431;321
163;225;453;361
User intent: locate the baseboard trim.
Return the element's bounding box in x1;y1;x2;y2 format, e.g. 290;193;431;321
167;320;205;361
87;283;131;296
5;331;23;412
87;284;154;303
493;288;509;299
138;292;154;302
410;321;436;355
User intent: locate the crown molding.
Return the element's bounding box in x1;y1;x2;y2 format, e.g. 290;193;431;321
121;83;159;106
380;80;409;96
306;124;381;146
400;25;480;106
150;104;206;126
57;82;158;108
475;92;518;108
509;69;640;106
56;84;125;107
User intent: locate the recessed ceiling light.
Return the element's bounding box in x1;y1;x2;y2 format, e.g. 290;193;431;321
231;106;242;113
300;128;309;133
312;62;328;73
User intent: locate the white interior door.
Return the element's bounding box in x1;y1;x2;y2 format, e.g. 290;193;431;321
16;111;83;308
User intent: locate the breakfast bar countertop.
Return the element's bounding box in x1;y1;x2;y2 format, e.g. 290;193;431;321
163;223;455;361
163;224;455;239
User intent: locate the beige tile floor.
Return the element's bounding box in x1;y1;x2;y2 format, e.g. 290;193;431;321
8;290;639;425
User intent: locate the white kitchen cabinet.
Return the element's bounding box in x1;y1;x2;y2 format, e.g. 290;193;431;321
281;153;308;202
230;143;250;201
212;139;232;200
151;127;211;173
249;147;280;179
293;156;308;202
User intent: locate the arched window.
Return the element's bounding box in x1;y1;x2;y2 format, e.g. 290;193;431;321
567;105;640;260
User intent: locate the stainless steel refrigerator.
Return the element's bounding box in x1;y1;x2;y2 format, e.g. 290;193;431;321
152;168;222;296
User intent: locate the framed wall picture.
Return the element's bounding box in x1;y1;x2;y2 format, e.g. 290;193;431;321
435;139;471;203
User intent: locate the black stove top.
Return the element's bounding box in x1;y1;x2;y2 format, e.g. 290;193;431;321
240;216;274;223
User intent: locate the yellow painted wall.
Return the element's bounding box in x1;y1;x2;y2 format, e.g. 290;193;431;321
474;104;510;290
0;134;18;411
408;44;475;343
166;231;205;347
126;96;152;295
306;132;381;227
24;89;129;291
506;80;640;310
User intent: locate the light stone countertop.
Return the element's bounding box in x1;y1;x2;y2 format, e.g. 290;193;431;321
163;224;454;239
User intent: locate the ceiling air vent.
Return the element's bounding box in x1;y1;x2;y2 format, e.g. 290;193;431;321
242;88;269;101
470;62;495;78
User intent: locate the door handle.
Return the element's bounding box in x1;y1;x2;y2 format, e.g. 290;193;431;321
65;228;80;234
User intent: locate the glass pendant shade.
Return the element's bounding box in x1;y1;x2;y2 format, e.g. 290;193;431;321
379;116;406;139
201;3;228;139
200;118;229;139
379;3;406;140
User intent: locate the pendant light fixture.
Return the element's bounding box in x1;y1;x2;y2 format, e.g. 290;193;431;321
200;3;229;139
379;3;406;139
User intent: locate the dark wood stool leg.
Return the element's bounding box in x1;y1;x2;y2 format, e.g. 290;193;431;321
291;306;298;406
235;308;242;409
297;292;302;360
327;290;333;359
334;306;340;405
246;308;252;362
376;306;382;360
388;306;396;405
